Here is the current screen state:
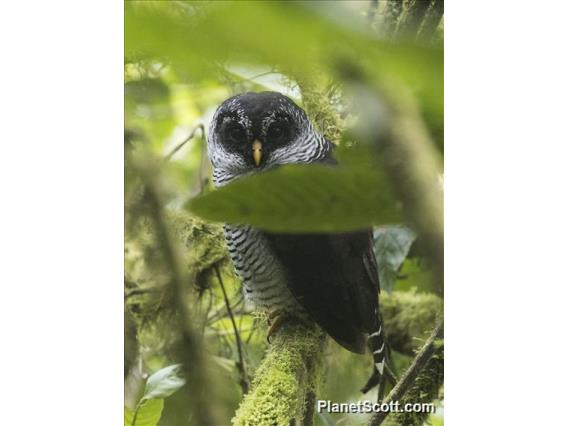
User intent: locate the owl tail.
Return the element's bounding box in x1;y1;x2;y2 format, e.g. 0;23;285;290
361;315;389;395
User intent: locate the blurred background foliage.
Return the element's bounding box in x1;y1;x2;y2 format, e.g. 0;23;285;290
125;1;443;425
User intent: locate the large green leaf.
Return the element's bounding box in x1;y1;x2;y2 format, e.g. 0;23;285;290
142;364;186;401
187;163;400;232
124;399;164;426
124;2;442;129
373;225;416;292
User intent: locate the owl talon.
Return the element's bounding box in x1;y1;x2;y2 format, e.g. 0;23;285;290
266;313;287;343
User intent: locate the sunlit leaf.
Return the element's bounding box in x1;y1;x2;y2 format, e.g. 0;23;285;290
373;225;416;292
142;364;186;401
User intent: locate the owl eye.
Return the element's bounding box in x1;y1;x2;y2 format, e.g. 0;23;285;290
228;126;246;140
268;124;286;140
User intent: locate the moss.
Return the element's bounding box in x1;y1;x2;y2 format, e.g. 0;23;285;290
125;210;228;316
297;77;346;145
166;209;228;273
125;208;230;365
232;319;326;426
381;290;443;355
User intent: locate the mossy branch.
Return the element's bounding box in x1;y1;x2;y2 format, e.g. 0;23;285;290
232;319;326;426
231;291;442;426
382;340;443;426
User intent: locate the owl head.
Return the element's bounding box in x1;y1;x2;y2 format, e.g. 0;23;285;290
207;91;331;186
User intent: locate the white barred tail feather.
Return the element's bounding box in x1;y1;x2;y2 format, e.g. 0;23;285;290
361;314;388;394
369;323;386;375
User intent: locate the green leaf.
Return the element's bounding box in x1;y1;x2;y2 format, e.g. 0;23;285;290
124;399;164;426
124;2;442;128
187;164;400;232
373;225;416;292
124;407;134;426
142;364;186;401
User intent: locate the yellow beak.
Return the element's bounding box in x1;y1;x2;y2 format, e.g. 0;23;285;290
252;140;262;167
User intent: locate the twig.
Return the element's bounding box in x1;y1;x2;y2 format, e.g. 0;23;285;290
164;123;204;161
214;264;249;394
368;320;443;426
303;390;317;426
205;296;246;325
124;287;161;299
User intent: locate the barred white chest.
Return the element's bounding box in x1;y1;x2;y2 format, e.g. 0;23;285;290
224;225;298;312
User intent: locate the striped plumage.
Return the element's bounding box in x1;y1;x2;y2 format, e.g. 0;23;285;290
207;92;386;391
224;224;297;312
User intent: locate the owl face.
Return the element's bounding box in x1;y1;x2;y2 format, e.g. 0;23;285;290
208;92;326;185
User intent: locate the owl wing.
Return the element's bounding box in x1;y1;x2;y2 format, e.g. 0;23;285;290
262;230;380;354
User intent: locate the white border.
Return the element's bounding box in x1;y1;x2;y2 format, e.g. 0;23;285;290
0;2;123;424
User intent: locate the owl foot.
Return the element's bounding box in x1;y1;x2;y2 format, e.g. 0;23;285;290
266;312;289;343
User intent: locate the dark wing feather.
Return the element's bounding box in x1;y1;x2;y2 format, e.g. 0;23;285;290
262;230;380;354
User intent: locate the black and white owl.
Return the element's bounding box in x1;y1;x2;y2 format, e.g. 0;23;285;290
207;91;386;391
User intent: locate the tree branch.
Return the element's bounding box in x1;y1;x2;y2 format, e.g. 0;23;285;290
164;123;204;161
231;319;326;426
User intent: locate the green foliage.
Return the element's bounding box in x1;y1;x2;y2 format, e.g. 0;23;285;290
125;364;185;426
125;399;164;426
142;364;186;401
373;225;416;292
188;163;400;232
124;2;442;130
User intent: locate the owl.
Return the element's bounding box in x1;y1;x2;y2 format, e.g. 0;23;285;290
207;91;386;392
